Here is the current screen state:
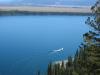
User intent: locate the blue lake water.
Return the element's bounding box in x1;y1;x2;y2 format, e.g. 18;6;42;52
0;15;90;75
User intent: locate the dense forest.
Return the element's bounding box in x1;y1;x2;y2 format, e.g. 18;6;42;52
46;0;100;75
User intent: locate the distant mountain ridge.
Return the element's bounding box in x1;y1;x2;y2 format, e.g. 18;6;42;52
0;0;96;6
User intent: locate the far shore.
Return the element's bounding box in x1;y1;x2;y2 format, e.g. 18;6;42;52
0;6;92;15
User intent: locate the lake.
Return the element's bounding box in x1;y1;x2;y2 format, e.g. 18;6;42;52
0;15;89;75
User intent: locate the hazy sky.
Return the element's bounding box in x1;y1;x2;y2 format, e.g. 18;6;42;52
0;0;81;2
0;0;14;2
0;0;95;2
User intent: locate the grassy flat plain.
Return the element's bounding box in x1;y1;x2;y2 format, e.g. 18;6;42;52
0;6;92;15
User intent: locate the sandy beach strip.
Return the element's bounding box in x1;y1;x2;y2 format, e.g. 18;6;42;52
0;6;92;14
53;58;74;68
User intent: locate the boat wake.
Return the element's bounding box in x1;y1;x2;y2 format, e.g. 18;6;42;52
49;48;64;54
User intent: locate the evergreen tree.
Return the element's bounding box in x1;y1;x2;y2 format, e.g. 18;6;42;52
47;62;52;75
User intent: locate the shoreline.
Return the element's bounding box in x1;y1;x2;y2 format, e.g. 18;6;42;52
0;6;92;15
53;58;74;67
